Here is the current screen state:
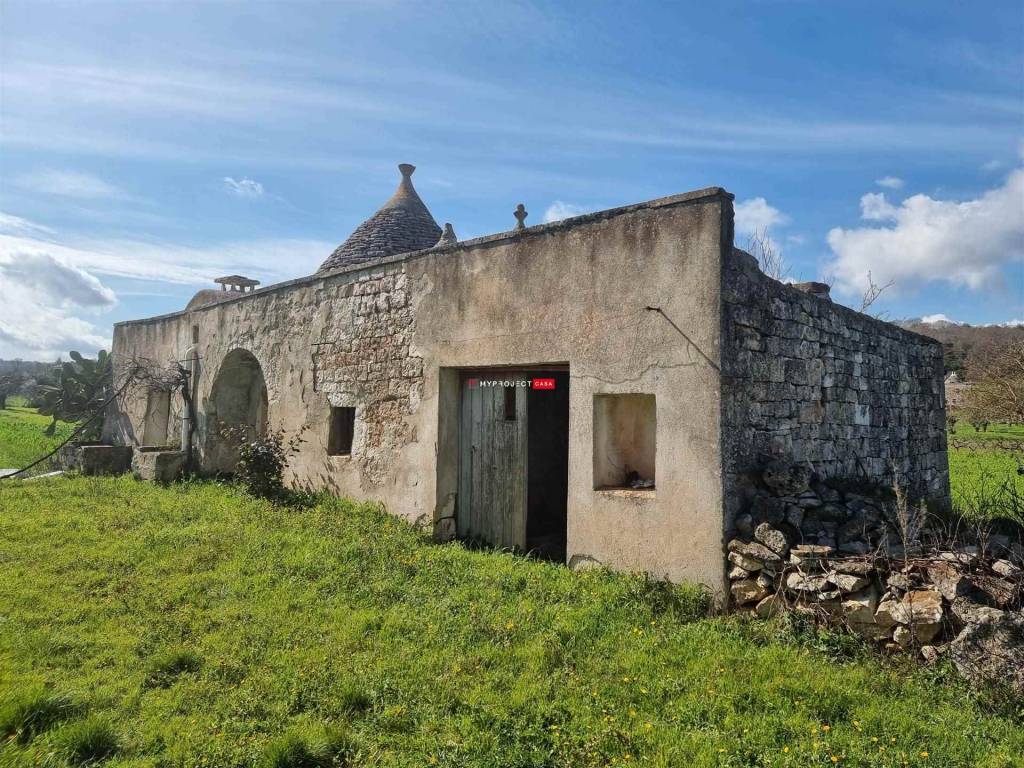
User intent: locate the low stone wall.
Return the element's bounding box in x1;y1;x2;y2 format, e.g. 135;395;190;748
57;442;133;476
727;462;1024;691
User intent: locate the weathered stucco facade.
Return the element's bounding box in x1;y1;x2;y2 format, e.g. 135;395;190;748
106;168;948;596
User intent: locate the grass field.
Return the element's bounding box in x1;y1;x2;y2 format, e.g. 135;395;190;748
948;423;1024;521
2;477;1023;767
0;406;1022;767
0;403;73;471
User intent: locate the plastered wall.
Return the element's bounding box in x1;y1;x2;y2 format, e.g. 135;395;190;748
109;188;733;592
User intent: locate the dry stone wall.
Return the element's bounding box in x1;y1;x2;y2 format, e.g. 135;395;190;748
721;249;949;513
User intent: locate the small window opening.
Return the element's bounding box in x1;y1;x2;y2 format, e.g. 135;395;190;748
503;386;517;421
593;394;656;490
191;325;199;344
328;406;355;456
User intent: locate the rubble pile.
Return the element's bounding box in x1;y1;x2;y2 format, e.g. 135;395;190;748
728;461;1024;692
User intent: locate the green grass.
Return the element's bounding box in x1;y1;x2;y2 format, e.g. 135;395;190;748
0;404;74;470
948;423;1024;521
1;477;1021;767
950;422;1024;443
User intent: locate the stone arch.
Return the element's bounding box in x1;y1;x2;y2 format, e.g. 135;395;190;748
203;348;269;474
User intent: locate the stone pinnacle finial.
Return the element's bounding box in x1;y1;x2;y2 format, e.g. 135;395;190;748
399;163;416;179
434;222;458;248
513;203;528;231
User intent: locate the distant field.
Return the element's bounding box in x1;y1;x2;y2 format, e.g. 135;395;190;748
0;405;74;471
950;422;1024;443
948;422;1024;521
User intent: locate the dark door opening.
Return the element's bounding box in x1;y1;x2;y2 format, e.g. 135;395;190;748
457;368;569;562
526;370;569;560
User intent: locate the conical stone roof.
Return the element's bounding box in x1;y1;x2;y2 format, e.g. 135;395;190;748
318;164;442;273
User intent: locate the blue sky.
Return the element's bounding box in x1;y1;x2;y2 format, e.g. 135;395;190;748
1;0;1021;360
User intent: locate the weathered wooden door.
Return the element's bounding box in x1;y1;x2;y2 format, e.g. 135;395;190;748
458;378;528;549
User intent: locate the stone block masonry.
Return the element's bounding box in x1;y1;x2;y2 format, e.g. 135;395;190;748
721;248;949;514
314;268;424;486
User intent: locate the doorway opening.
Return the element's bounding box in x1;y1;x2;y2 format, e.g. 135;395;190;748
204;348;268;474
142;390;171;447
456;368;569;562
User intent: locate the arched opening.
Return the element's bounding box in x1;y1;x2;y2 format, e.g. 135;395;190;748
203;348;268;474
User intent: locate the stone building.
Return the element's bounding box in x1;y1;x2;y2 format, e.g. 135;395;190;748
106;164;949;595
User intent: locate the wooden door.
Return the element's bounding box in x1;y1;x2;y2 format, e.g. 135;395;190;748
458;378;528;549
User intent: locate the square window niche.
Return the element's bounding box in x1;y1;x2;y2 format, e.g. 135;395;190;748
328;406;355;456
593;394;656;490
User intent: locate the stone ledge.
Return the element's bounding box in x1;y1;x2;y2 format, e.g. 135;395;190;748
132;449;187;483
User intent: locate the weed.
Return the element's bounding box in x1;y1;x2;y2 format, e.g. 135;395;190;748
335;682;372;715
260;725;354;768
0;688;76;742
620;572;711;621
769;611;873;662
143;648;203;688
53;716;119;766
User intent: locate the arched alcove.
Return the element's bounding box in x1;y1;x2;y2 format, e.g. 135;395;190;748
203;348;268;474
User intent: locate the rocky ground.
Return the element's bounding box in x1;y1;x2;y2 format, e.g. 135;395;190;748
728;461;1024;695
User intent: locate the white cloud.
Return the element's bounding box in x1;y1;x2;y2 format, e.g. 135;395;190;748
0;211;54;235
826;169;1024;296
0;223;333;360
920;313;961;325
981;159;1004;172
785;234;806;245
734;197;790;260
223;176;265;198
875;176;905;189
0;231;331;286
16;169;125;199
0;253;116;308
543;201;589;223
859;192;899;221
0;252;115;359
734;197;789;235
0;290;111;359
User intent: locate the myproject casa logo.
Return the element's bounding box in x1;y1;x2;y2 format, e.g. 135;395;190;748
468;377;556;390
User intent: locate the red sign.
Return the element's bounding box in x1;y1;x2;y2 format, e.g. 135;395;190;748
532;378;556;390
